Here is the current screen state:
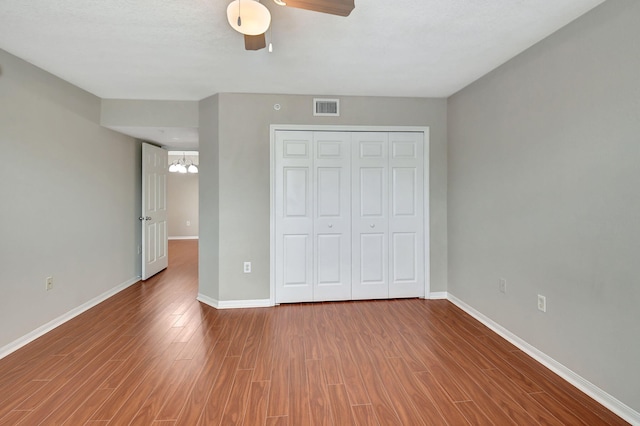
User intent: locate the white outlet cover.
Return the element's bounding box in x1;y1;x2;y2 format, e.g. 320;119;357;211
537;295;547;312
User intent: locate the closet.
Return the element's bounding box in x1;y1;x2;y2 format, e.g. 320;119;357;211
274;130;425;303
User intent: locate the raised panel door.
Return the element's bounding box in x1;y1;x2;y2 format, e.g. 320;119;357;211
313;132;351;301
142;143;168;280
352;132;389;299
275;132;314;303
389;132;424;298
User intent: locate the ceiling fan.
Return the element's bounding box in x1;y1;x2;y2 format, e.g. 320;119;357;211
226;0;355;51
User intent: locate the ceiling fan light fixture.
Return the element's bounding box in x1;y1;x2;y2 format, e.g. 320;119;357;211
227;0;271;36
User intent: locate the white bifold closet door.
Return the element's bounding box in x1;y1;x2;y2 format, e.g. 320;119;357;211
275;130;423;303
275;131;352;303
351;132;424;299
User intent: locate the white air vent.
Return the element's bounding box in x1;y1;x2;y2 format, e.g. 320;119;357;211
313;98;340;116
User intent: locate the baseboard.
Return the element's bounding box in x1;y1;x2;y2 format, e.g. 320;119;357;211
197;293;273;309
427;291;448;300
446;293;640;425
168;236;199;240
0;276;141;360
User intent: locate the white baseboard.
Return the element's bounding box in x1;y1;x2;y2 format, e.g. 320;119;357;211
446;293;640;425
427;291;448;300
0;276;141;360
197;293;273;309
168;236;199;240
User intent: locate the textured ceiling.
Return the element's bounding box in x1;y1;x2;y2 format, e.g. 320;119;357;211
0;0;605;101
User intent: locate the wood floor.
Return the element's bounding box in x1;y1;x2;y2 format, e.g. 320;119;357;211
0;240;627;425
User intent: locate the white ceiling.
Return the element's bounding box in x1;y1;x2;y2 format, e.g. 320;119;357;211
1;0;604;147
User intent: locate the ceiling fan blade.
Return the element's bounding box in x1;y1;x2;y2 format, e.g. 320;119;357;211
244;33;267;50
284;0;354;17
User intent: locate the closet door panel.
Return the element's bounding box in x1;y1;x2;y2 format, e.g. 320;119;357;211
275;131;314;303
352;132;389;299
389;132;424;298
313;132;351;301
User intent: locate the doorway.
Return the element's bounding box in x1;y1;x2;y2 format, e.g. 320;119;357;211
167;151;200;241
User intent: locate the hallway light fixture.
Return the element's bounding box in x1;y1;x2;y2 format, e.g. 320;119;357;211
169;153;198;174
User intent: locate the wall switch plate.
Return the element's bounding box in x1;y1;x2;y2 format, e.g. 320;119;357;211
243;262;251;273
186;220;191;226
537;294;547;312
499;278;507;293
46;276;53;291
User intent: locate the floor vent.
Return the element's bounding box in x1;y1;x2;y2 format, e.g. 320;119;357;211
313;98;340;116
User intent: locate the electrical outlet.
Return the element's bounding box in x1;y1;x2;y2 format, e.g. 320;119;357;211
537;294;547;312
498;278;507;294
46;276;53;291
243;262;251;273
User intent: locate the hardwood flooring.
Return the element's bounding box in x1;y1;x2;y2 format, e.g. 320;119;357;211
0;240;627;425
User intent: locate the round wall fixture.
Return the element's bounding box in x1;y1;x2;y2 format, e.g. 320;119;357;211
274;103;281;110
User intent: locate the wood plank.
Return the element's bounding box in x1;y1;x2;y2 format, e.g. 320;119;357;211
288;335;311;425
239;310;267;370
220;368;253;425
345;332;403;426
166;339;232;423
266;334;290;418
194;355;241;425
413;371;471;426
265;416;289;426
321;355;343;385
62;388;114;425
307;359;333;425
333;330;370;406
386;357;448;426
243;380;270;426
327;384;354;426
22;359;122;424
351;404;379;426
481;368;564;426
128;359;193;425
455;401;494;425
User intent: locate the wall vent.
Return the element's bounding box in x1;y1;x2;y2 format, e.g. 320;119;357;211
313;98;340;116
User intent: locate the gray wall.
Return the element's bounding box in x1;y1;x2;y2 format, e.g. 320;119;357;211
199;93;447;301
448;0;640;411
0;49;141;350
198;95;220;300
167;172;199;238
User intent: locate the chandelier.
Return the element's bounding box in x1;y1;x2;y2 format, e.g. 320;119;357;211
169;153;198;174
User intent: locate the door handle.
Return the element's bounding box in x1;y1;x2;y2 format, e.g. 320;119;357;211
370;224;375;228
328;224;333;228
139;216;152;221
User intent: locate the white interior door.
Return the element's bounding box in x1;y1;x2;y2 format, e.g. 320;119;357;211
389;132;424;297
313;132;351;301
275;131;314;303
351;132;390;299
141;143;168;280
